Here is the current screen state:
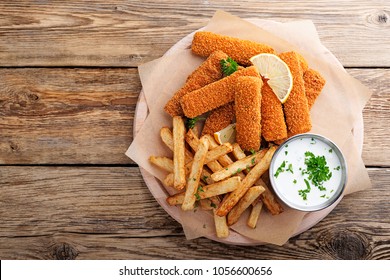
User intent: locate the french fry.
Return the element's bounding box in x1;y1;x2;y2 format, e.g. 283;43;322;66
227;186;264;226
247;200;263;229
182;136;209;211
202;134;235;167
173;117;186;189
257;176;284;215
160;127;193;164
211;149;267;182
213;209;229;238
186;129;224;173
232;143;247;160
204;143;233;164
166;192;184;206
149;156;174;173
216;145;276;216
198;176;241;199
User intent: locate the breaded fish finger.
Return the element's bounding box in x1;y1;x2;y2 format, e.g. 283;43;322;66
164;50;228;116
261;81;288;142
303;68;326;109
235;76;263;151
201;103;235;136
181;66;260;118
191;31;275;66
279;51;311;135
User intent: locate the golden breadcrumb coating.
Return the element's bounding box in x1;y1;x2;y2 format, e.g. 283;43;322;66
261;80;288;142
296;52;309;72
180;66;260;118
201;103;235;136
191;31;275;66
235;76;263;151
303;68;326;109
279;51;312;136
164;50;228;116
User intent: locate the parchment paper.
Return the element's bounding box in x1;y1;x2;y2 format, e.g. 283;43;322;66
126;11;372;245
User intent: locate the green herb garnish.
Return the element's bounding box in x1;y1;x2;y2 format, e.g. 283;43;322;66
287;163;294;174
250;148;256;155
185;116;204;129
274;160;286;178
298;179;312;200
285;151;288;155
194;193;201;200
293;179;297;184
210;202;217;208
251;157;256;165
220;57;238;76
329;149;333;153
302;151;332;190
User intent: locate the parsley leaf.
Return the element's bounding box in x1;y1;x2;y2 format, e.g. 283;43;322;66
185;117;204;129
220;57;238;76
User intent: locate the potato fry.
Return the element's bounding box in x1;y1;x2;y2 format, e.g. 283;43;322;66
204;143;233;164
182;136;209;211
257;176;284;215
227;186;264;226
160;127;193;164
202;134;237;166
211;149;267;182
213;209;229;238
166;192;184;206
173;117;186;189
185;129;224;173
247;200;263;229
198;176;241;199
216;146;276;216
149;156;174;173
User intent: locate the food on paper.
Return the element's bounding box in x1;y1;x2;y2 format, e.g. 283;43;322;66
235;76;263;151
180;66;260;118
164;50;228;117
250;53;293;103
279;51;312;137
202;103;235;137
149;30;328;238
269;134;347;211
304;68;326;109
192;31;275;66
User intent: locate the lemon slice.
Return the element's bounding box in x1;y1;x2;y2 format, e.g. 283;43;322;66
214;123;236;145
250;53;293;103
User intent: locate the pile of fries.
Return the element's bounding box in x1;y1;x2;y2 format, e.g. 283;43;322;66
150;117;283;238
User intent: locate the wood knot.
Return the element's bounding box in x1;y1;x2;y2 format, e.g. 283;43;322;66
53;243;78;260
9;142;19;152
317;228;371;259
366;10;390;26
28;93;39;101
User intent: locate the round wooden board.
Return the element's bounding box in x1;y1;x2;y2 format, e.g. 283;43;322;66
134;20;364;245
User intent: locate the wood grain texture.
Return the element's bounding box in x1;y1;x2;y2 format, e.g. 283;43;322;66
0;68;388;165
0;0;389;67
0;68;141;164
0;166;388;259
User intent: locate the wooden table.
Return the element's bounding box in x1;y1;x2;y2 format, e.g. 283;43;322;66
0;1;389;260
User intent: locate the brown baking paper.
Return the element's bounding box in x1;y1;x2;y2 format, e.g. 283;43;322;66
126;11;372;245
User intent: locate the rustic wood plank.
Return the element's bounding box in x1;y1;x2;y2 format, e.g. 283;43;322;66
0;68;141;164
0;166;388;259
0;1;389;67
1;68;389;165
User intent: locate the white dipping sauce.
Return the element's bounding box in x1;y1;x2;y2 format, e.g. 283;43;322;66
269;134;346;211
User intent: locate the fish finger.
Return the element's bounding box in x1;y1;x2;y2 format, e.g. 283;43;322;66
164;50;228;116
180;66;260;118
303;68;326;109
192;31;275;66
235;76;263;151
279;51;311;136
261;80;288;142
201;103;235;136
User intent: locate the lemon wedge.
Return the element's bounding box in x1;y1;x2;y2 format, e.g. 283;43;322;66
214;123;236;145
250;53;293;103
